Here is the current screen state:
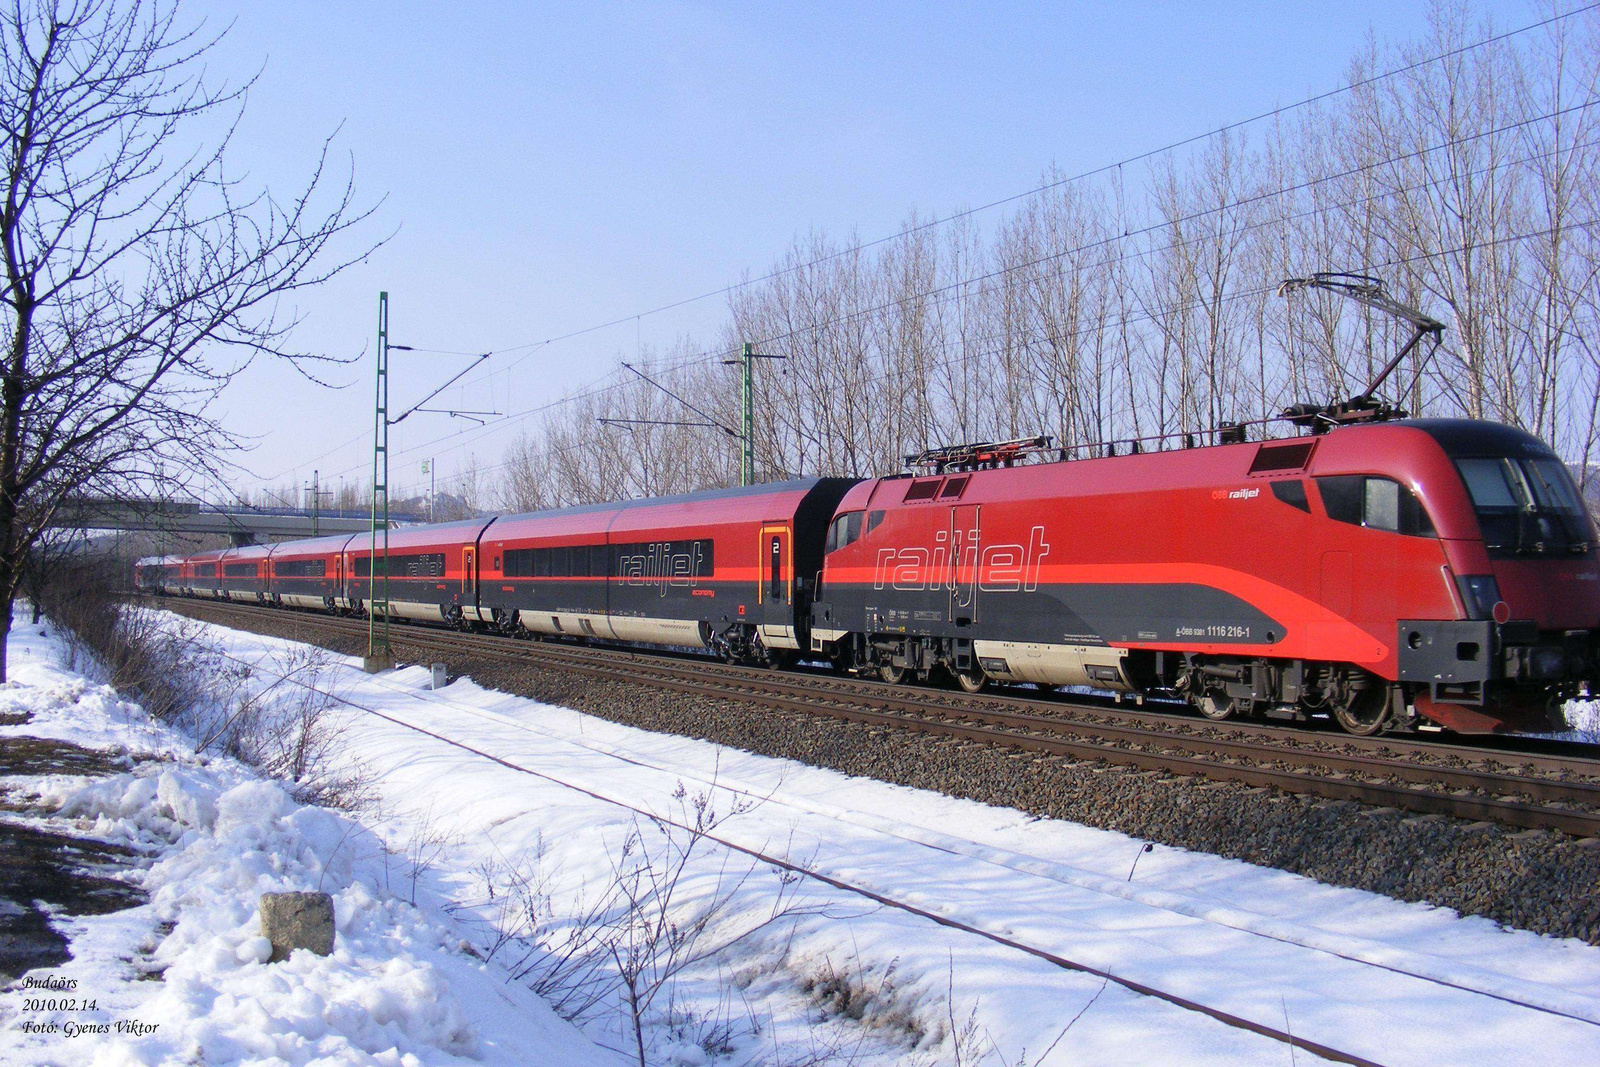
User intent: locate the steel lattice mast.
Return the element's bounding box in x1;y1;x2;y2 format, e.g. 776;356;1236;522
367;292;393;670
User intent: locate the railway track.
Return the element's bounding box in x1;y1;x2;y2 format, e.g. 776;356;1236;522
152;595;1600;838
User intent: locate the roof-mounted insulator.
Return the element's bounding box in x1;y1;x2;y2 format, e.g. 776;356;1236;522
906;435;1055;473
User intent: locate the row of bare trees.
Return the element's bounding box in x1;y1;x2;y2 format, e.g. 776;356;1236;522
448;4;1600;512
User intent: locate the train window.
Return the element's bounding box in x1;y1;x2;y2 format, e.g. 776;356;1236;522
551;546;570;577
275;559;326;578
769;537;783;599
592;545;609;577
937;475;970;500
223;562;256;577
1455;455;1589;557
1317;476;1364;525
827;512;864;553
570;546;589;578
1526;457;1584;512
866;510;885;535
1365;478;1400;531
504;548;533;577
1456;458;1522;508
1269;479;1310;512
1316;476;1435;536
357;553;445;578
610;539;714;580
1399;486;1436;537
403;553;445;578
904;479;942;502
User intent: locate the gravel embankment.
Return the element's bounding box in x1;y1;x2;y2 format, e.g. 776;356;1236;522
191;608;1600;945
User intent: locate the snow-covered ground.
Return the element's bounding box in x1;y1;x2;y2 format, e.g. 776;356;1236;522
6;610;1600;1065
0;619;623;1066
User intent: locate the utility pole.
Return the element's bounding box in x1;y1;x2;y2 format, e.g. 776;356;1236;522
366;292;394;672
722;342;785;486
362;293;455;671
304;469;324;536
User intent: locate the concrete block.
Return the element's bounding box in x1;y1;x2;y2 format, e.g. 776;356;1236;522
260;891;335;962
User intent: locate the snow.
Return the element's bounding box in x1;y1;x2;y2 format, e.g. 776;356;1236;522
1561;698;1600;743
0;618;623;1067
6;607;1600;1065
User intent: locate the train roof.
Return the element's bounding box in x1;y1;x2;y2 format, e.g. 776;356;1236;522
268;532;361;558
490;478;850;541
495;478;836;524
343;516;498;554
1393;418;1558;459
835;417;1524;516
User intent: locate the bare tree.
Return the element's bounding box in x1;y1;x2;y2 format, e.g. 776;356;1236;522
486;0;1600;509
0;0;376;679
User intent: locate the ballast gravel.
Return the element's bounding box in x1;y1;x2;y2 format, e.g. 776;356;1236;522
185;609;1600;946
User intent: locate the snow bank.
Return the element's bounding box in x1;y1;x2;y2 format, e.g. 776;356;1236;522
0;618;620;1067
153;613;1600;1067
14;603;1600;1067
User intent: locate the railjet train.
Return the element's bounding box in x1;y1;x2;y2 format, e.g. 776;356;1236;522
140;416;1596;736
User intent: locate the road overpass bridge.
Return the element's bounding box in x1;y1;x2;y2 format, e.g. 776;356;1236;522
51;497;428;546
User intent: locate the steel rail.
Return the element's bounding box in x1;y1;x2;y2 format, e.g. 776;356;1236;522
152;595;1600;769
153;597;1600;836
219;644;1397;1067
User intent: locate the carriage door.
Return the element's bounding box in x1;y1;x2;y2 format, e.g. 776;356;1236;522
949;504;980;625
462;547;476;601
757;524;797;648
758;525;789;609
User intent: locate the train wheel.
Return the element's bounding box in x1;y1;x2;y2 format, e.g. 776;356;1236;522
1332;686;1389;735
950;666;986;694
1196;693;1234;721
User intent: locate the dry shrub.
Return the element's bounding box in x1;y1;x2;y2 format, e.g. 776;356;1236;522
45;564;371;810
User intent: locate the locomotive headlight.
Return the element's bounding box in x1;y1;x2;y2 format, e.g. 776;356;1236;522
1455;574;1503;620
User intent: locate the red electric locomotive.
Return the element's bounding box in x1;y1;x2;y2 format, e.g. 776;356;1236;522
808;418;1595;734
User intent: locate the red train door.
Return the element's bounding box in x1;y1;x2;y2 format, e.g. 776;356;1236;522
462;546;475;599
950;504;980;623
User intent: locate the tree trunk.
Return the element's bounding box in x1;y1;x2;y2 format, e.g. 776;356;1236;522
0;585;13;683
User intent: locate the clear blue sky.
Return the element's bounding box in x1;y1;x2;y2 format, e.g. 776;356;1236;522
194;0;1535;505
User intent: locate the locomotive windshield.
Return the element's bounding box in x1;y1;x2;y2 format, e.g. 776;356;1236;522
1454;455;1592;557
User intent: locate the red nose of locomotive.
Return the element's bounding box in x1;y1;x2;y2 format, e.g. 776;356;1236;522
1414;420;1599;721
